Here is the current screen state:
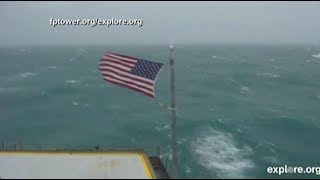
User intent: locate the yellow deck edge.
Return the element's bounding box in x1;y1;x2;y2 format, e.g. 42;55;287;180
0;150;142;156
140;153;156;179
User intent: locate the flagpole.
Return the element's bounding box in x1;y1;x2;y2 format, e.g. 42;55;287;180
169;44;178;178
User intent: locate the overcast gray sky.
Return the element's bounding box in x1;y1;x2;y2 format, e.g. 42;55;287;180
1;1;320;45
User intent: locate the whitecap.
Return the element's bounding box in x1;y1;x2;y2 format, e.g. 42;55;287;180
212;55;217;59
262;156;279;164
72;102;79;106
65;80;80;84
48;66;57;69
178;138;187;145
155;126;162;132
185;165;191;174
41;91;48;96
20;72;36;78
5;72;36;81
191;128;254;178
164;124;170;129
312;53;320;58
155;123;170;132
258;73;280;78
241;86;249;91
240;86;250;94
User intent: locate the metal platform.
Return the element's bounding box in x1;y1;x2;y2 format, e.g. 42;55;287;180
0;150;168;179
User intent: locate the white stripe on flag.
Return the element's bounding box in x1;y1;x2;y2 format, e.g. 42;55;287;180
103;76;154;96
99;61;131;71
101;71;154;90
106;53;137;63
99;66;154;84
102;55;136;67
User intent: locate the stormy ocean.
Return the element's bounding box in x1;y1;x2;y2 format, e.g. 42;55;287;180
1;44;320;178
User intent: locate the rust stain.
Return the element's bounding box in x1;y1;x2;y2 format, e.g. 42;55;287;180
97;159;121;169
110;159;121;168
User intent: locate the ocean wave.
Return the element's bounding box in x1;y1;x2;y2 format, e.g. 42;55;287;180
13;48;31;55
240;86;250;94
71;101;91;108
19;72;36;78
72;101;79;106
41;91;48;96
69;48;88;61
78;48;87;53
262;156;279;164
191;128;254;178
257;72;280;78
65;80;80;84
0;87;22;93
312;53;320;58
155;122;170;132
3;72;37;81
48;66;57;69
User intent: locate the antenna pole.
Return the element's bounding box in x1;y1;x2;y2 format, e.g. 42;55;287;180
169;44;178;178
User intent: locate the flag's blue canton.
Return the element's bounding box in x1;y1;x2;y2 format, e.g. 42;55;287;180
131;59;163;80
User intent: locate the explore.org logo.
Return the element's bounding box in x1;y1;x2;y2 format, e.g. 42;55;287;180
267;165;320;175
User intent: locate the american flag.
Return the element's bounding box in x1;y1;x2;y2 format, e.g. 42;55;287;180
99;52;164;98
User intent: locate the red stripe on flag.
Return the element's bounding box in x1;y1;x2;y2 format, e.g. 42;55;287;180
100;59;133;68
102;73;154;92
99;63;131;73
100;68;153;86
103;54;137;65
106;52;138;63
103;77;154;98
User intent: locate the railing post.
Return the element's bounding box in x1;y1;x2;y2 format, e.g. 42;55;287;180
19;140;22;151
1;139;4;150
